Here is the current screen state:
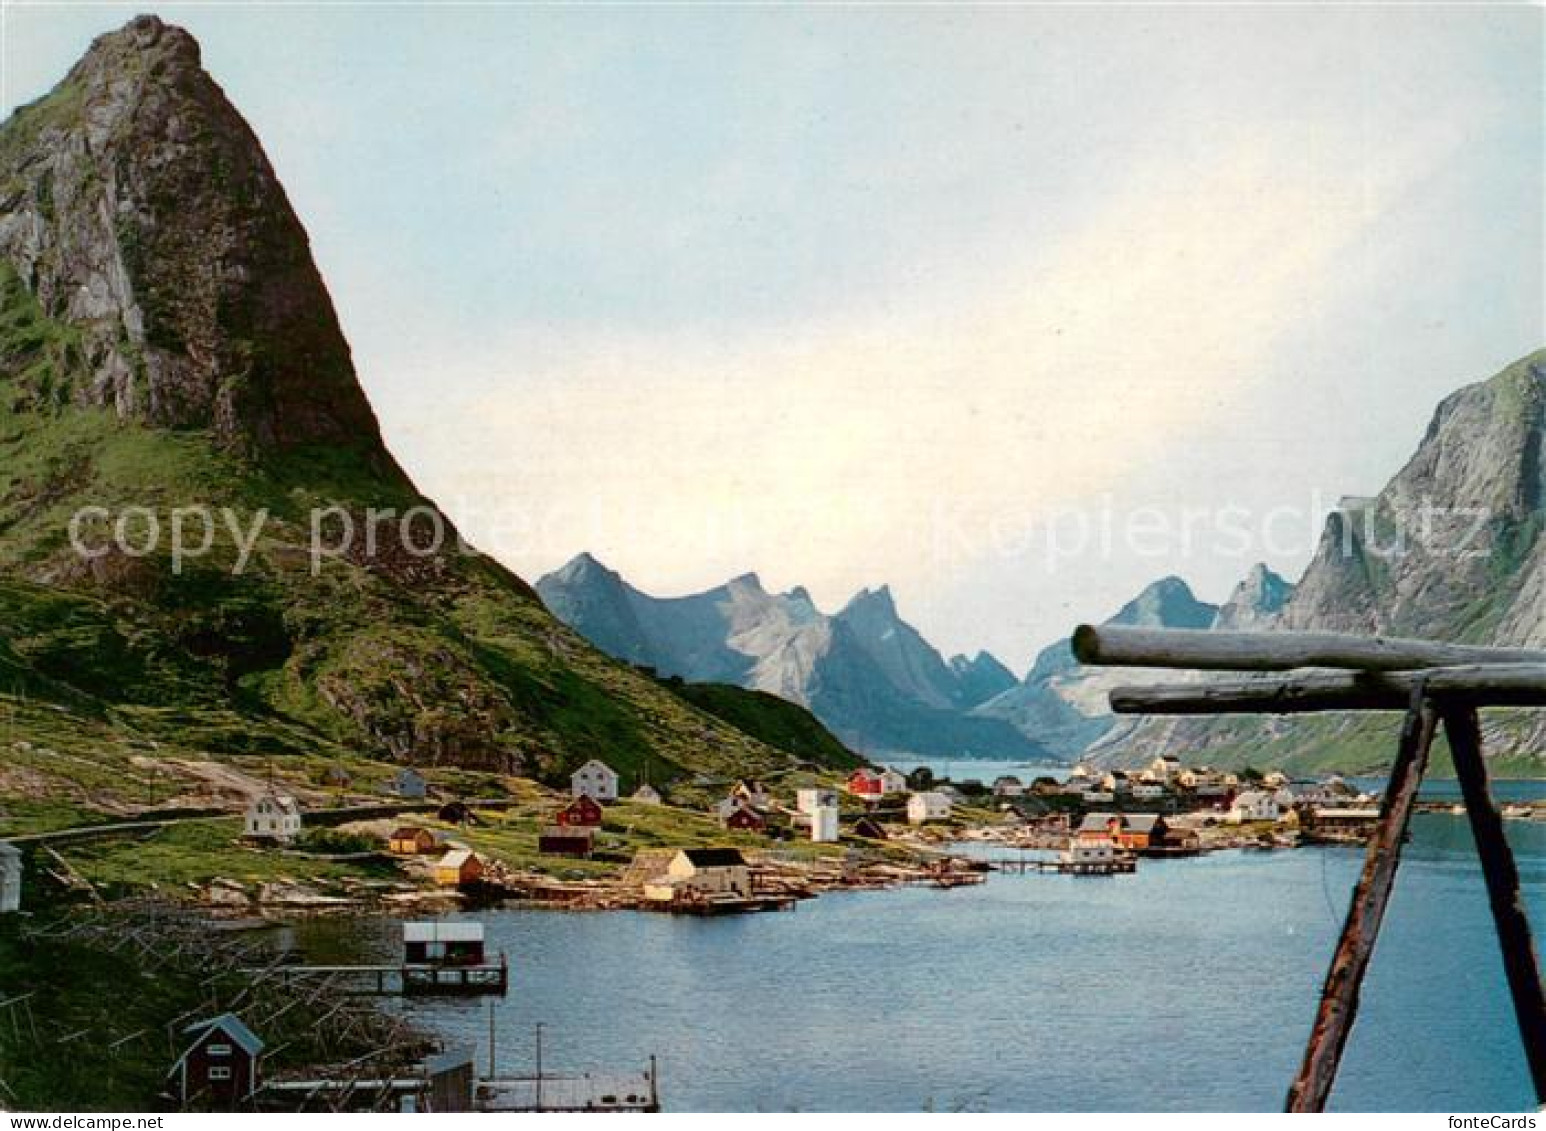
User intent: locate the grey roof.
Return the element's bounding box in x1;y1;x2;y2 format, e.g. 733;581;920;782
1078;812;1121;833
1125;814;1165;834
185;1013;264;1056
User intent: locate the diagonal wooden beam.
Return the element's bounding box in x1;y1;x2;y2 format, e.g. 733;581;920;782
1108;665;1546;715
1442;707;1546;1105
1285;693;1438;1113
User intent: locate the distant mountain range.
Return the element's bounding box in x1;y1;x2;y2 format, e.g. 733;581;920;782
971;568;1293;759
537;556;1044;759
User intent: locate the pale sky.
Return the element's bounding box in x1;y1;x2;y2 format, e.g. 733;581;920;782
5;3;1543;671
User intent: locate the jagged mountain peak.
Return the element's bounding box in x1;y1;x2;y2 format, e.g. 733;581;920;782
0;15;395;460
1212;563;1295;630
1108;575;1218;629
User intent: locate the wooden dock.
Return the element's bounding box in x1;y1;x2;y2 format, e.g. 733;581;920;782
249;957;509;996
986;855;1137;875
478;1070;660;1112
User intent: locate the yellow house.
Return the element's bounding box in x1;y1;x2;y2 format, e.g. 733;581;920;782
434;849;483;887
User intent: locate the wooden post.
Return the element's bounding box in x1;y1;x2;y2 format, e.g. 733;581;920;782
1285;694;1438;1113
1443;707;1546;1104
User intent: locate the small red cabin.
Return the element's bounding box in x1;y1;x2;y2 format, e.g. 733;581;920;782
847;769;884;798
539;826;596;857
723;803;767;832
172;1013;263;1109
557;795;604;828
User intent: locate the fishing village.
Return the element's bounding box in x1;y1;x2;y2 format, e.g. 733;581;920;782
0;724;1422;1113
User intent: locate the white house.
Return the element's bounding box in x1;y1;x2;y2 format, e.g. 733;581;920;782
630;784;663;805
1228;790;1280;824
244;792;302;843
0;844;20;914
796;788;839;815
878;769;908;795
571;759;619;802
907;791;952;825
391;768;428;800
1263;770;1290;789
992;776;1025;797
810;805;839;843
1148;755;1182;781
1131;783;1166;801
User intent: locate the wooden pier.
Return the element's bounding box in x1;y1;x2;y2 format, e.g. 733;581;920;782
986;856;1136;875
250;957;509;997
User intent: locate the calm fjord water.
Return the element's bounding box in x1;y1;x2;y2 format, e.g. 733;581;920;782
304;812;1545;1111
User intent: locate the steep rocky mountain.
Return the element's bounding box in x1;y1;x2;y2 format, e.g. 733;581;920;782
1095;351;1546;773
973;576;1223;759
949;650;1018;708
536;555;1047;758
1212;563;1295;630
0;16;858;830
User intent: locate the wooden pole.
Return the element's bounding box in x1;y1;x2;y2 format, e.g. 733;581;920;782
1072;624;1546;673
1285;694;1438;1113
1442;707;1546;1104
1108;665;1546;715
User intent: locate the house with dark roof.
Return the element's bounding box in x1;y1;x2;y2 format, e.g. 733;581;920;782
170;1013;263;1107
645;848;752;901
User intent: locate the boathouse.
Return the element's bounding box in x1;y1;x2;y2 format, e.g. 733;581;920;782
652;848;751;900
434;849;484;887
171;1013;263;1108
390;826;439;856
244;791;301;844
404;921;486;966
539;825;595;857
558;794;604;827
0;844;20;914
571;759;619;802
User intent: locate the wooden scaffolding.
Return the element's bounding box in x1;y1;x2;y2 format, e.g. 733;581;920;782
1071;624;1546;1112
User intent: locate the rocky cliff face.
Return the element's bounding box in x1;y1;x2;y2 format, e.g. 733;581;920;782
536;555;1046;758
1098;351;1546;772
0;15;393;460
0;17;851;802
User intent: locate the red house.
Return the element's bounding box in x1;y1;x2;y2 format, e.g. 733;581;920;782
171;1013;263;1108
847;769;884;798
722;802;767;832
557;795;603;827
539;826;596;857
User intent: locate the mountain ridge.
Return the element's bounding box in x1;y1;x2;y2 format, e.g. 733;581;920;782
536;555;1047;758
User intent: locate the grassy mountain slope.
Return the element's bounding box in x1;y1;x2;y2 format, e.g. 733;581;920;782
0;18;858;835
